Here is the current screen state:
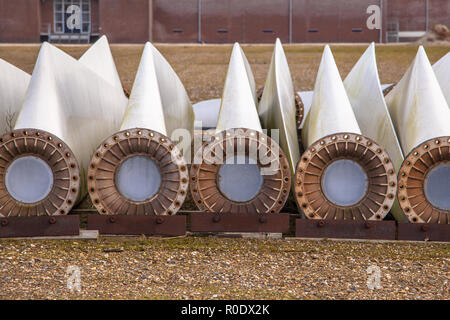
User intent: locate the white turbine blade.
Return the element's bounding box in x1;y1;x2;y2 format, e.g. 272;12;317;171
381;83;394;91
344;43;404;170
344;43;406;222
432;52;450;108
78;35;123;92
297;85;393;130
147;43;194;137
0;59;30;134
302;45;361;148
258;38;300;175
120;42;167;135
385;46;450;154
216;43;262;133
193;98;221;129
15;42;128;198
239;45;257;104
87;43;191;217
296;90;313;129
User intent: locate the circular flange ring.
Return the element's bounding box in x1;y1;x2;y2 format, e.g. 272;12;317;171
0;128;80;217
295;132;397;221
88;128;189;216
397;136;450;224
295;93;304;130
190;128;291;214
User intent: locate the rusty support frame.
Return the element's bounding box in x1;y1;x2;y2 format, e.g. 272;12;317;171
87;214;186;236
189;212;290;233
295;219;396;240
0;215;79;238
397;223;450;242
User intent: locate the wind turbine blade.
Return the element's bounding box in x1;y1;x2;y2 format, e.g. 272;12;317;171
190;43;291;215
432;52;450;108
295;45;397;222
344;43;405;221
88;42;192;216
0;42;128;217
216;43;262;133
258;38;300;176
302;45;361;148
120;42;167;134
386;46;450;223
0;59;30;134
193;98;221;129
386;46;450;155
78;35;123;92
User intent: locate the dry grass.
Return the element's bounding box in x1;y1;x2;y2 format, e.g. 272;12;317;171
1;43;449;103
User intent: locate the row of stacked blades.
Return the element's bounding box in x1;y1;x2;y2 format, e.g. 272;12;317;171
0;37;448;224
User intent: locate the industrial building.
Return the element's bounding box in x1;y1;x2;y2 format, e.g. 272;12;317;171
0;0;449;43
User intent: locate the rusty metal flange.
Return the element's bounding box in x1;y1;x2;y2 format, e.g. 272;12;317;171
397;136;450;224
190;128;291;214
295;92;304;130
88;128;188;216
0;128;80;217
295;133;397;221
256;86;264;103
382;84;395;96
122;86;131;98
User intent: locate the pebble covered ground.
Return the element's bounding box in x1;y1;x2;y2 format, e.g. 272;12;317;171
0;237;448;299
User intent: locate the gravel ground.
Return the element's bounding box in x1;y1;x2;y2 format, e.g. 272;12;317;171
0;237;448;300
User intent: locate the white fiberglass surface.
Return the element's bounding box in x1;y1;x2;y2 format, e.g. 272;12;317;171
5;156;53;203
321;159;368;206
425;163;450;210
218;155;264;202
115;156;162;202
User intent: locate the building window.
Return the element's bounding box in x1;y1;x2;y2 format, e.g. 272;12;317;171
54;0;90;34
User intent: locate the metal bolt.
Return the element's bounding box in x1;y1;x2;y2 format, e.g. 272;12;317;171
49;217;56;224
421;225;428;232
212;215;221;223
364;222;372;229
317;220;325;228
259;216;267;224
109;216;116;223
156;217;164;224
1;219;8;227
